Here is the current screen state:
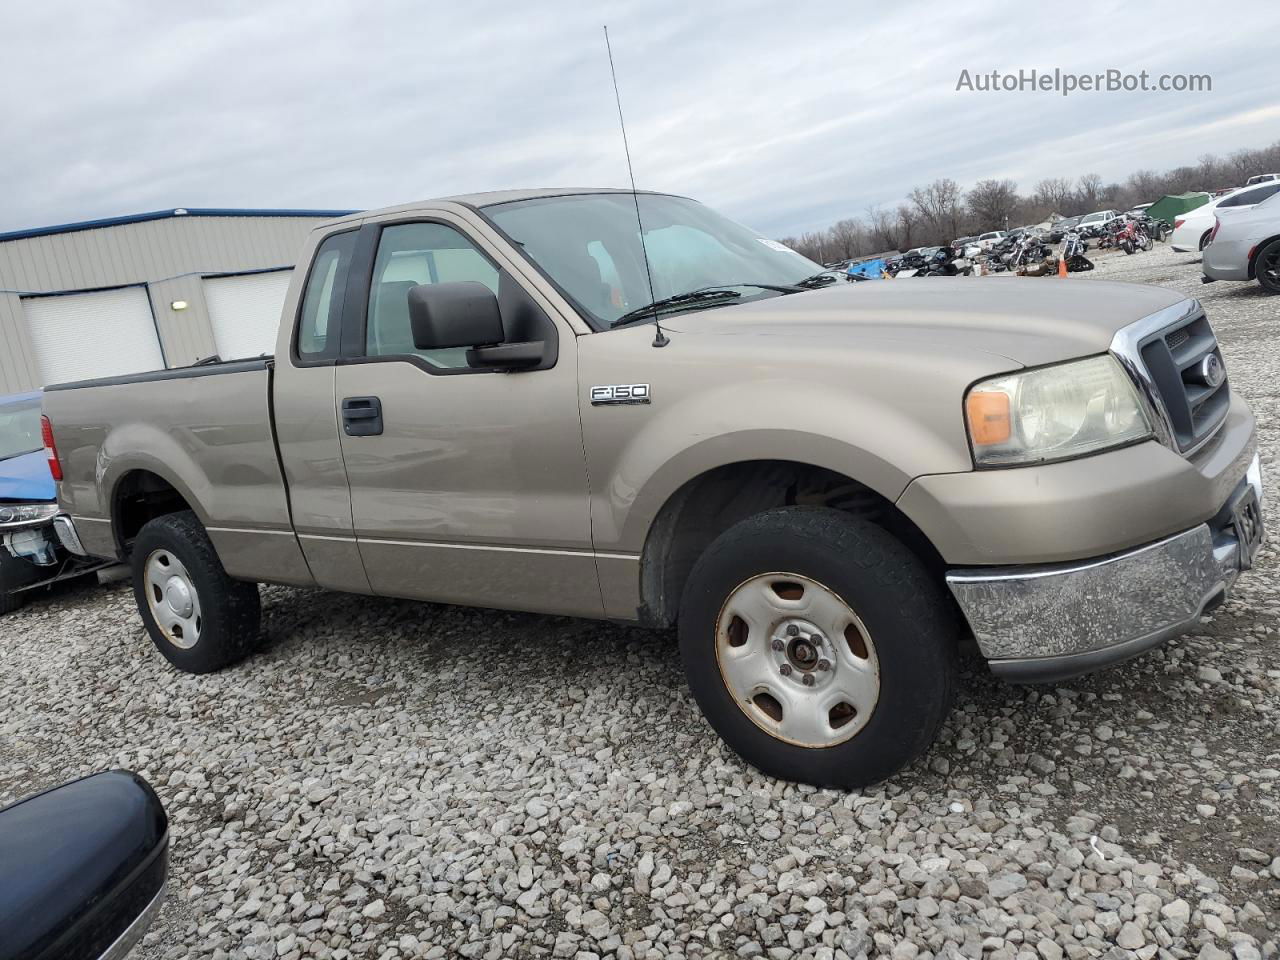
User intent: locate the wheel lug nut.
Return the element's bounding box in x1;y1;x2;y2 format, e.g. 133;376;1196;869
779;664;792;677
801;674;815;686
771;638;784;652
785;624;799;637
817;659;830;672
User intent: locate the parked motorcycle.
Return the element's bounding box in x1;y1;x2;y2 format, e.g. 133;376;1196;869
1059;229;1095;272
1006;233;1054;271
1116;217;1153;255
921;246;973;277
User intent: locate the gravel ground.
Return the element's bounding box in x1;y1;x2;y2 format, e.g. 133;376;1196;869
2;245;1277;960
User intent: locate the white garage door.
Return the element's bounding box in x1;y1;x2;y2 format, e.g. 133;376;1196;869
203;271;292;361
24;286;166;386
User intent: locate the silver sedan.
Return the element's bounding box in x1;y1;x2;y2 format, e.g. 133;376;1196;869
1202;191;1280;293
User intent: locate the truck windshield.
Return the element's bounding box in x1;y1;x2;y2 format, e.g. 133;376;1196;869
483;193;823;329
0;398;42;461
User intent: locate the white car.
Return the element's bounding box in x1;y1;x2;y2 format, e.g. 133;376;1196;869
1202;192;1280;293
975;231;1006;251
1170;181;1280;252
1245;173;1278;185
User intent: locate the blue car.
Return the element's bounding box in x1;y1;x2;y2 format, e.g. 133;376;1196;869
0;392;108;613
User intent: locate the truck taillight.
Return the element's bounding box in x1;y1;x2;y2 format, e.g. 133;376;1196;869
40;415;63;482
1208;219;1221;244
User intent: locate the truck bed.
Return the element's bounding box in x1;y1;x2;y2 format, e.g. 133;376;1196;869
41;358;312;585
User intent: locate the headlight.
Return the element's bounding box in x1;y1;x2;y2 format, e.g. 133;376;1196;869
0;502;59;529
964;355;1152;466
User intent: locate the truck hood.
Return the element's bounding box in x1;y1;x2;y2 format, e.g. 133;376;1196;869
662;278;1187;367
0;449;55;503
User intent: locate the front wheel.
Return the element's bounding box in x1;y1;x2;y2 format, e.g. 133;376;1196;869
0;590;22;616
1121;239;1135;255
131;511;263;673
678;507;957;788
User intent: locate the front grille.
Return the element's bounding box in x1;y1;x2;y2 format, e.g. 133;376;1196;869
1136;309;1229;452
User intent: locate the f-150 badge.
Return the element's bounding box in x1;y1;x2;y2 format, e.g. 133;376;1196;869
590;384;651;405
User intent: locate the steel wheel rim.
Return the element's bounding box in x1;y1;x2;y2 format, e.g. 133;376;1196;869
144;549;202;649
715;572;880;748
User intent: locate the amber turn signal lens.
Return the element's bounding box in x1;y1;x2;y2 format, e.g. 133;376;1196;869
966;391;1011;445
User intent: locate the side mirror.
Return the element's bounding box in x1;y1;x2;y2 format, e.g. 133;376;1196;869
407;281;545;371
0;771;168;959
408;281;505;350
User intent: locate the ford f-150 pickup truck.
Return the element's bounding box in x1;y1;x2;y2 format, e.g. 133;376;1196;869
42;188;1263;787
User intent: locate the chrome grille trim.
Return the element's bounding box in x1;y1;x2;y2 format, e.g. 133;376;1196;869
1110;299;1229;458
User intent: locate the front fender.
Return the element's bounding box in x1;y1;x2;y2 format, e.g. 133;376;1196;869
585;376;978;555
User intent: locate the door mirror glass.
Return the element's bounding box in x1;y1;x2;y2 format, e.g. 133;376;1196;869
0;771;168;959
408;281;505;350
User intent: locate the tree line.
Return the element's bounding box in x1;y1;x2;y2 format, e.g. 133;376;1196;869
778;139;1280;264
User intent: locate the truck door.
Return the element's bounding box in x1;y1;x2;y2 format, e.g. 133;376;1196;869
332;214;600;617
271;226;372;593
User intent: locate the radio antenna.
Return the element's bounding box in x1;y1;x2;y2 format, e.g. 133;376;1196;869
604;25;668;348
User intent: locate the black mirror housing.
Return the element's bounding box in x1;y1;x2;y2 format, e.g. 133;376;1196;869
0;770;168;960
408;281;505;350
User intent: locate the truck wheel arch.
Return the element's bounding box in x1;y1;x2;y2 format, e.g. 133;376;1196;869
636;459;945;629
111;469;201;559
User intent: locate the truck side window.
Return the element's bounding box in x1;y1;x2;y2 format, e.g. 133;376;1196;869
297;230;357;361
366;223;500;369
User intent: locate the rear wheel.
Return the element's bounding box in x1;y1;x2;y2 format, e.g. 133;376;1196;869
1255;239;1280;294
1199;231;1212;252
678;507;957;788
131;511;262;673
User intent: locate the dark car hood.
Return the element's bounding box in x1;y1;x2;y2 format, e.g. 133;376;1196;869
0;449;55;503
663;278;1187;367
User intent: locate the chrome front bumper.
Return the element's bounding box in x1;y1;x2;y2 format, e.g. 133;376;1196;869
947;454;1263;682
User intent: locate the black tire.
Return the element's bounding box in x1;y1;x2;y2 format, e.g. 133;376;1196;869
131;510;262;674
1255;239;1280;294
0;552;30;615
1199;231;1212;252
678;506;957;788
0;589;22;616
1121;239;1134;255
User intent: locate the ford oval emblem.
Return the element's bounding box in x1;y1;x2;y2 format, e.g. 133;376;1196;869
1199;353;1225;388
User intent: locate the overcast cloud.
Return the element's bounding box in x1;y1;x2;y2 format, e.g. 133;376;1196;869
3;0;1278;237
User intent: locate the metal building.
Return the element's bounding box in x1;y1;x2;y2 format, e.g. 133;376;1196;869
0;208;355;393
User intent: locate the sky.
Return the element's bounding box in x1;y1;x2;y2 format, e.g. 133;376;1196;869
3;0;1278;238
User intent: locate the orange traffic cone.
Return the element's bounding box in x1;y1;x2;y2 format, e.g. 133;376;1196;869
1057;256;1068;278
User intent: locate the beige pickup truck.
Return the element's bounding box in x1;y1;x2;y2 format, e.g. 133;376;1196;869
43;189;1263;787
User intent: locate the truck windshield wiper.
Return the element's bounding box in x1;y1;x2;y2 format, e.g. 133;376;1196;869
611;288;742;328
793;272;840;288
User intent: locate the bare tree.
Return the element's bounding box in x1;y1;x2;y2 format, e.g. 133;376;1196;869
827;218;865;260
1033;177;1073;214
895;204;918;250
1076;173;1104;211
866;205;901;252
966;179;1019;232
909;179;962;244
